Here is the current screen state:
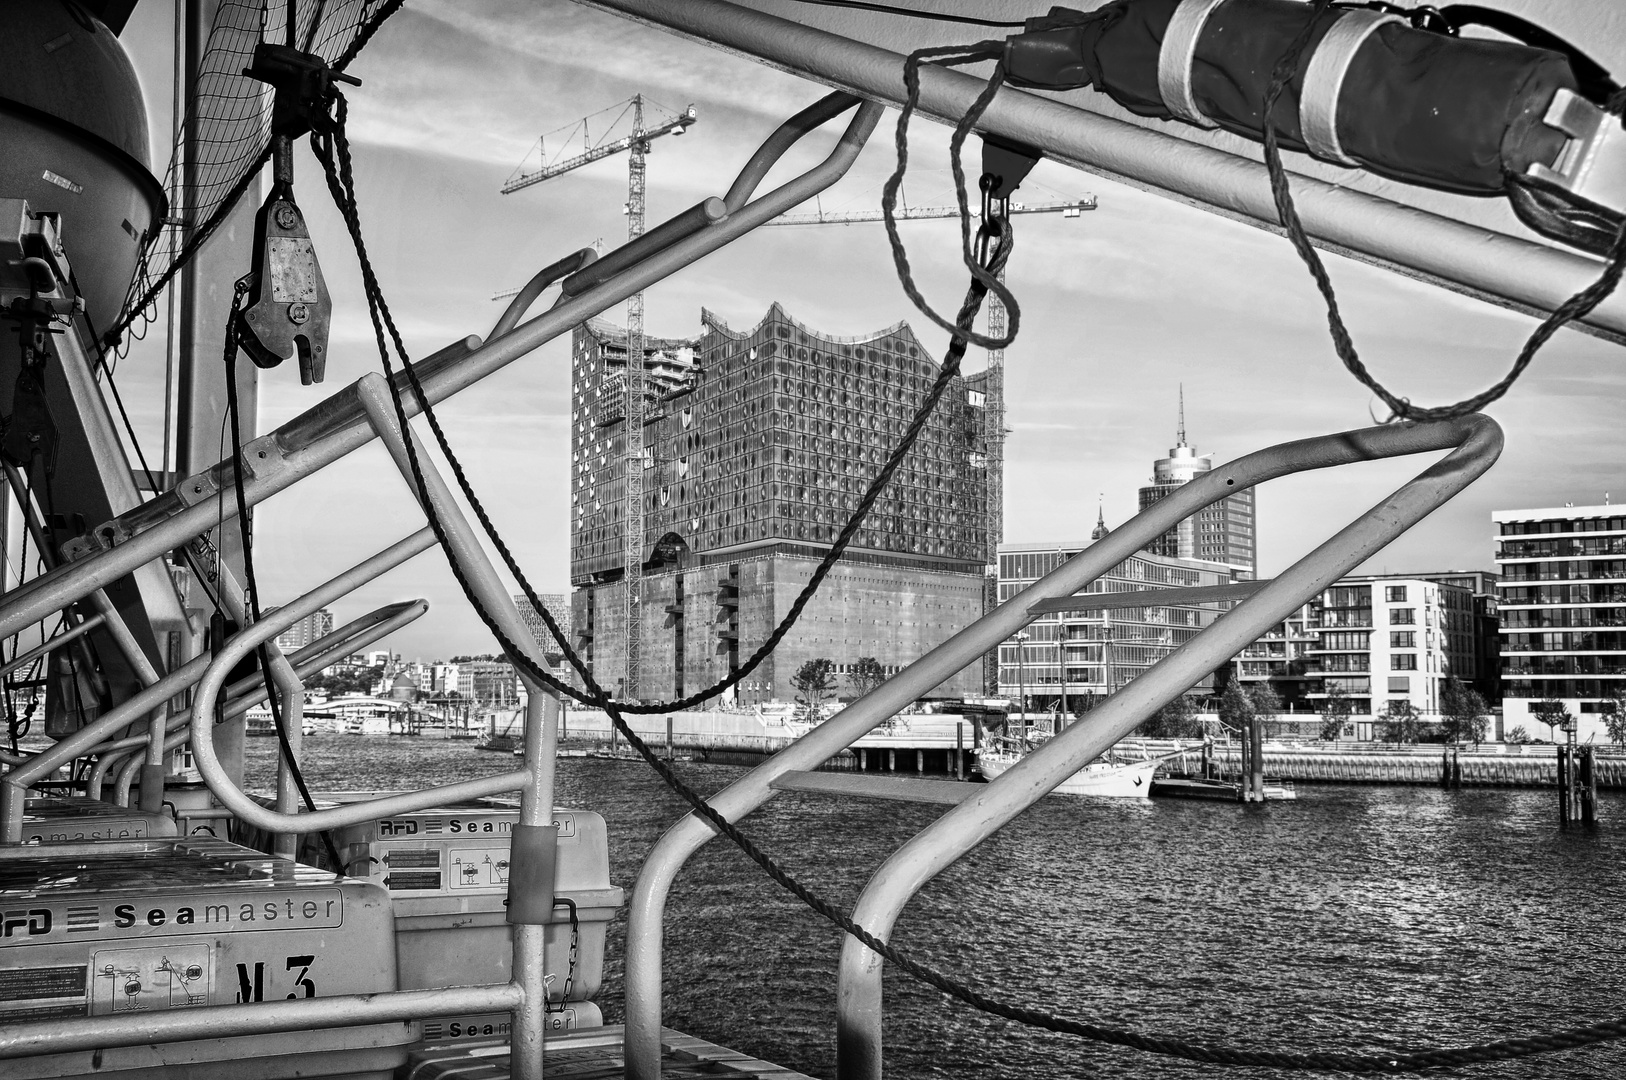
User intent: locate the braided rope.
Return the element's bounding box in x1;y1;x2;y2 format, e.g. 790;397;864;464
305;59;1626;1071
1260;0;1626;423
881;43;1022;350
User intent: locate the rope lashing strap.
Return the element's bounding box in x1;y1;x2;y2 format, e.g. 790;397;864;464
883;43;1021;350
1299;8;1405;165
1156;0;1228;128
1261;0;1626;423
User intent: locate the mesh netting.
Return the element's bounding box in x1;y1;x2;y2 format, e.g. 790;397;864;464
110;0;396;351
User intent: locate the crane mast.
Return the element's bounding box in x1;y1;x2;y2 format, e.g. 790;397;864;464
502;95;695;703
768;195;1095;694
623;97;647;702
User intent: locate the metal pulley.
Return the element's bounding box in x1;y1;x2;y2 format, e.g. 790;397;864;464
234;43;360;384
236;137;331;384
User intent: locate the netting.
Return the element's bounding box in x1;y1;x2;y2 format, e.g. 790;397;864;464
109;0;397;352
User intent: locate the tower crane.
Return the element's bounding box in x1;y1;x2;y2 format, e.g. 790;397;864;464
501;96;697;703
763;193;1098;693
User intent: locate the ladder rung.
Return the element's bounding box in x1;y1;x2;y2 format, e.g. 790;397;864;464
1026;579;1269;615
769;770;979;805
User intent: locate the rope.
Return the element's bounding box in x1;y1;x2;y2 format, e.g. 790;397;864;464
301;57;1626;1071
222;279;345;871
882;43;1021;350
1260;0;1626;423
308;91;1005;715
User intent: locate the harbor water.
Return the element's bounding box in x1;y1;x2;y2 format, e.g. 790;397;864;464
246;736;1626;1078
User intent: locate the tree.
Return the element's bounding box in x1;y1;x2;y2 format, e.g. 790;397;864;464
1603;684;1626;747
1246;683;1283;737
1532;697;1573;742
1139;694;1202;739
1439;676;1489;746
1319;684;1354;742
846;657;887;701
1380;700;1423;744
1072;692;1103;719
1216;681;1254;739
1506;724;1532;745
791;658;837;722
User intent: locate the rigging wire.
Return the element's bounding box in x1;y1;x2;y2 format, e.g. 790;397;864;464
780;0;1027;27
222;279;345;871
300;34;1626;1070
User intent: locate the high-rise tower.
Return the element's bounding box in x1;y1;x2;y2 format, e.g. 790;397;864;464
1136;390;1256;575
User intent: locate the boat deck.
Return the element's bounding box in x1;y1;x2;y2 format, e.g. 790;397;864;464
404;1025;817;1079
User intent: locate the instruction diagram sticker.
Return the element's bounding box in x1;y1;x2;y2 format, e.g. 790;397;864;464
90;944;212;1014
448;847;510;888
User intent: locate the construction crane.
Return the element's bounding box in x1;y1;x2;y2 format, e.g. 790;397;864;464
501;96;697;703
758;196;1095;227
764;193;1097;693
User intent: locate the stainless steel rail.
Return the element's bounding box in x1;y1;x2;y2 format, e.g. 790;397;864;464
86;600;429;804
834;415;1501;1078
580;0;1626;344
618;415;1502;1079
0;93;882;644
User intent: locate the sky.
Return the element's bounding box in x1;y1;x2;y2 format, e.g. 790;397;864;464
109;0;1626;661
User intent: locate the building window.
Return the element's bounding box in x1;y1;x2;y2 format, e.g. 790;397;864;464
1392;654;1417;670
1388;676;1411;692
1385;585;1408;602
1390;631;1415;648
1391;608;1415;625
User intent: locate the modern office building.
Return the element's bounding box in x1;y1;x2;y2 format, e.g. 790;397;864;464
1303;575;1478;737
273;607;333;652
995;539;1235;712
1234;603;1318;709
1495;504;1626;742
1136;411;1255;574
569;304;991;703
515;592;578;691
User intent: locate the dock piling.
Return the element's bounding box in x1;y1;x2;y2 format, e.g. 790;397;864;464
955;722;964;781
1582;745;1598;827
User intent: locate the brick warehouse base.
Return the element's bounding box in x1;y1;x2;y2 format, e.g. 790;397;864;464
573;552;985;704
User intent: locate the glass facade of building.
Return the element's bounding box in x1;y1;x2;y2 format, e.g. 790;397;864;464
995;542;1232;710
1496;505;1626;740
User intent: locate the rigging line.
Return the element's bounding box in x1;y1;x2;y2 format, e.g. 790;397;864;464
311;92;996;714
779;0;1027;28
221;283;345;871
310;59;1626;1072
1260;0;1626;423
882;44;1021;350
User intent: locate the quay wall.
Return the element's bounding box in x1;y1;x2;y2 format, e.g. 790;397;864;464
1135;744;1626;788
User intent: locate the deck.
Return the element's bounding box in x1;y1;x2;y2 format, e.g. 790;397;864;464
403;1025;817;1079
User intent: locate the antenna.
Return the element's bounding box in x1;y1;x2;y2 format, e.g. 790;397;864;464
1177;384;1186;446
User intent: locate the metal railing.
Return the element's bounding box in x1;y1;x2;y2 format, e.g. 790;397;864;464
0;90;885;1080
617;415;1501;1079
580;0;1626;345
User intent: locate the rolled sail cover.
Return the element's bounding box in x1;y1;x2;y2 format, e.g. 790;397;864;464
1004;0;1577;196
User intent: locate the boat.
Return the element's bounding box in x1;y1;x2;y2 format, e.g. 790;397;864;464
1;2;1621;1079
978;745;1161;797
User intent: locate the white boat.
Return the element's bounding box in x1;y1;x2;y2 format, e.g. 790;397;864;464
977;746;1161;798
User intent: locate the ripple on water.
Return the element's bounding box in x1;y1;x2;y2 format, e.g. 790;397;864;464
246;738;1626;1079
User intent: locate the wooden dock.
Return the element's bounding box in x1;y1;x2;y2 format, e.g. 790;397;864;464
402;1025;817;1079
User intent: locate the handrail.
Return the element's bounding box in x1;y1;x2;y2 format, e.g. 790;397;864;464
581;0;1626;344
188;531;528;834
834;414;1501;1078
618;415;1503;1079
0;532;437;842
83;600;428;802
0;613;104;678
0;93;882;646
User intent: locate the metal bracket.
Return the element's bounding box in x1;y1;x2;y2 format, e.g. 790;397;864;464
1527;88;1626;215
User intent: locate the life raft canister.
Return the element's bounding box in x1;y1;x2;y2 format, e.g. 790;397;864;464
1002;1;1624;253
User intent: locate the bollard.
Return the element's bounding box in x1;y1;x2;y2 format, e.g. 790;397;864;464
1558;745;1572;826
1581;745;1597;827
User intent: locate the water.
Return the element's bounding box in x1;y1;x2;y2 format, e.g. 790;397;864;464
246;737;1626;1078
